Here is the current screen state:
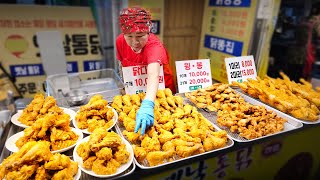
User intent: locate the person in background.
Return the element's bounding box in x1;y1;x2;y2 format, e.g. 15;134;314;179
116;7;175;135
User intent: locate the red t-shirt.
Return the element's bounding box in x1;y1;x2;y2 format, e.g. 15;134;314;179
116;33;175;93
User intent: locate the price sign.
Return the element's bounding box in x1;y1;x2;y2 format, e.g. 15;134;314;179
175;59;212;93
225;55;257;84
122;65;165;95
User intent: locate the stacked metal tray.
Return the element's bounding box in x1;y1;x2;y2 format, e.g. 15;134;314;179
234;88;320;124
179;92;303;143
115;106;234;169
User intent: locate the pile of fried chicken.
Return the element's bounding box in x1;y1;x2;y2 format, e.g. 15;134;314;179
75;94;115;132
233;72;320;121
185;84;287;140
18;94;66;126
76;128;130;175
111;89;228;167
16;96;78;151
0;141;78;180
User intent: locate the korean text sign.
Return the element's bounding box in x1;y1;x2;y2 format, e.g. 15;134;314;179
122;65;165;94
225;55;257;83
175;59;212;93
0;5;103;97
198;0;257;83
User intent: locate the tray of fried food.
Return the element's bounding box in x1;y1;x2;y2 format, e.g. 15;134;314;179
73;94;118;134
73;127;134;178
112;88;233;169
183;83;302;142
232;72;320;124
11;94;76;128
185;83;245;112
6;108;82;153
0;141;81;180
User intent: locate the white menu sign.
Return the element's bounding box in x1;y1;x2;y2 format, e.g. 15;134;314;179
175;59;212;93
225;55;257;84
122;65;165;95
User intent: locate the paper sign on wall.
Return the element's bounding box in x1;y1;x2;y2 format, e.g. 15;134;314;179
122;65;165;95
175;59;212;93
225;55;257;84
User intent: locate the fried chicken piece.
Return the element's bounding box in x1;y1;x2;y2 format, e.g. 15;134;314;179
83;156;97;169
6;164;38;180
106;108;115;120
92;159;120;175
123;116;136;132
173;96;184;108
91;131;122;152
51;168;73;180
173;128;201;143
40;96;56;114
159;98;171;110
183;104;193;115
133;145;148;163
164;88;173;97
158;128;177;144
122;94;132;106
51;139;77;151
156;90;166;99
32;113;56;138
166;96;177;108
82;99;108;111
44;154;71;170
96;147;113;161
112;95;123;108
162;141;176;158
114;144;130;164
123;130;140;143
172;108;185;118
50;127;78;142
89;128;106;147
54;113;71;131
131;94;141;106
176;144;202;158
127;108;136;119
146;151;170;166
141;135;161;152
203;134;227;151
188;128;207;141
89;94;104;104
35;166;50;180
76;142;91;161
6;141;52;169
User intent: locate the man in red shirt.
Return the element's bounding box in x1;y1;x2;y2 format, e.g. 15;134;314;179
116;7;175;135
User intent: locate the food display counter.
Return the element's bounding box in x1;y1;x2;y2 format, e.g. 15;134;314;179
1;70;320;180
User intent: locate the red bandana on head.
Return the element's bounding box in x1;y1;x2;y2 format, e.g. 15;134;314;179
119;7;152;34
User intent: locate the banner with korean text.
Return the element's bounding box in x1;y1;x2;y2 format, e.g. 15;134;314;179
0;5;103;97
198;0;257;83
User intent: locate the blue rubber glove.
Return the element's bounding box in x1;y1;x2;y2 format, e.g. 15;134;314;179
135;99;155;135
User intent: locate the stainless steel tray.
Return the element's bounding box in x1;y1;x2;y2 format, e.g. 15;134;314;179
115;115;234;169
46;68;125;108
234;88;320;124
180;92;303;142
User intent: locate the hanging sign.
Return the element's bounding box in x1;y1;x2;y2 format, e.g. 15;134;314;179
225;55;257;83
175;59;212;93
122;65;165;94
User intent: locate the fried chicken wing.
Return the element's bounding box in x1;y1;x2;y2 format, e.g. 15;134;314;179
146;151;170;167
133;145;147;163
96;147;113;161
114;144;130;164
6;164;38;180
44;154;71;170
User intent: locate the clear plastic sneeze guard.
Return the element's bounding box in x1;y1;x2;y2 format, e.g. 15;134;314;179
46;68;125;108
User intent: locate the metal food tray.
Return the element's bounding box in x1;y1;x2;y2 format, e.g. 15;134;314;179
46;68;125;108
114;114;234;170
179;92;303;143
234;88;320;124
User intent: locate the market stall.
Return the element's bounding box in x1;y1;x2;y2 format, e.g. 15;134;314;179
1;68;320;180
